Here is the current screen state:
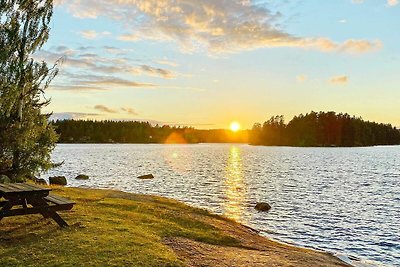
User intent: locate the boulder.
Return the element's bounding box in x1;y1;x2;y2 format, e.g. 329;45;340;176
75;174;89;180
138;174;154;179
255;202;271;212
35;178;48;185
49;176;67;186
0;174;11;184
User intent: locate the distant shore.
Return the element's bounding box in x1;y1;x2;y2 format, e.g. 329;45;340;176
0;186;350;266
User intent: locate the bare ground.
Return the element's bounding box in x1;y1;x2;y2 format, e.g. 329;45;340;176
164;216;350;267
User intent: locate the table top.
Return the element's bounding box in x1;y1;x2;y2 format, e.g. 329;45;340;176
0;183;51;198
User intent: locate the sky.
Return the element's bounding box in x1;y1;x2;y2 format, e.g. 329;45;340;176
37;0;400;129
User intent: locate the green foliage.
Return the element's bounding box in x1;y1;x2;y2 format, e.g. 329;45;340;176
0;0;58;181
251;111;400;147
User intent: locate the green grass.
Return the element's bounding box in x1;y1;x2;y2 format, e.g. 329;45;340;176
0;187;239;267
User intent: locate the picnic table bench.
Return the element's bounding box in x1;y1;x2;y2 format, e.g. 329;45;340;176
0;183;75;227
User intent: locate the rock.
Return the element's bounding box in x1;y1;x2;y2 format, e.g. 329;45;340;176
75;174;89;180
255;202;271;212
35;178;48;185
49;176;67;186
138;174;154;179
0;174;11;184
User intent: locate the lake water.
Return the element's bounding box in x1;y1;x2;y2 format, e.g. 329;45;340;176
45;144;400;266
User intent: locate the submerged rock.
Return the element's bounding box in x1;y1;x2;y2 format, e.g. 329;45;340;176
138;174;154;179
49;176;67;186
0;174;11;184
76;174;89;180
255;202;271;212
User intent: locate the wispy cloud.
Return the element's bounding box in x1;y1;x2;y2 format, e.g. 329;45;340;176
156;59;179;67
296;75;308;83
34;48;177;78
94;105;118;113
83;77;155;88
79;30;111;40
57;0;382;54
330;75;349;85
50;112;99;120
139;65;176;79
387;0;399;6
121;107;139;115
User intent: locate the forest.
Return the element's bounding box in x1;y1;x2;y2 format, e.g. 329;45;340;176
53;120;249;144
250;111;400;147
53;111;400;147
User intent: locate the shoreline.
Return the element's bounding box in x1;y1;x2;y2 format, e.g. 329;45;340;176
55;142;400;149
1;186;351;266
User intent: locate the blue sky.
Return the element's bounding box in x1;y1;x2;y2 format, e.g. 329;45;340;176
38;0;400;129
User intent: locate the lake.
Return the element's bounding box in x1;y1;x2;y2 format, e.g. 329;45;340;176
45;144;400;266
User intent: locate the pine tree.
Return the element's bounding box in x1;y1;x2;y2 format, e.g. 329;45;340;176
0;0;58;181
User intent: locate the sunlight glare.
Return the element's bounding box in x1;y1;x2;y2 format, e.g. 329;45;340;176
230;122;241;132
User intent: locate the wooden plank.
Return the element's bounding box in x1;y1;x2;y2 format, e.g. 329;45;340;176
5;183;28;192
0;184;14;193
23;183;51;192
45;195;75;206
0;183;50;194
0;184;50;200
2;183;33;193
0;204;74;217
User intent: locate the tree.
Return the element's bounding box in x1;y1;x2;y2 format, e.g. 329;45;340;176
0;0;58;181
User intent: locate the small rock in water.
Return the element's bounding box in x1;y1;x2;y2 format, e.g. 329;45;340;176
138;174;154;179
75;174;89;180
49;176;67;186
35;178;48;185
255;202;271;212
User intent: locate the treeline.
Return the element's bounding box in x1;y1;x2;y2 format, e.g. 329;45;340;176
250;111;400;147
53;111;400;147
53;120;248;144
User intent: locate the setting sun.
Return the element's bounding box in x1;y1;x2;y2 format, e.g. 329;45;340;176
230;122;241;132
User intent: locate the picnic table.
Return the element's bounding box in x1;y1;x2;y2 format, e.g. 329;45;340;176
0;183;75;227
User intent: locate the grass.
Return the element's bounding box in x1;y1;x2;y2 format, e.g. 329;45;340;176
0;187;239;267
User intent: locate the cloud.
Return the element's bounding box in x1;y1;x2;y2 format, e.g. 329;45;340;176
298;38;382;54
82;77;156;88
33;47;181;92
118;34;140;42
330;76;349;85
94;105;118;113
50;112;99;120
121;107;139;115
34;48;177;79
78;30;111;40
49;85;107;92
139;65;176;79
57;0;382;54
352;0;398;7
296;75;308;83
156;59;179;67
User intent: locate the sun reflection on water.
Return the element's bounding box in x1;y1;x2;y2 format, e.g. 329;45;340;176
223;145;248;222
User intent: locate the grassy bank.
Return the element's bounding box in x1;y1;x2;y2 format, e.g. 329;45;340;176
0;187;349;266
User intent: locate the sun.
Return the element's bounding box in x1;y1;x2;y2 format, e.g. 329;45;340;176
230;122;241;132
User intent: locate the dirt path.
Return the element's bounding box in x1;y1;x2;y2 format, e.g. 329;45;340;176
164;217;350;267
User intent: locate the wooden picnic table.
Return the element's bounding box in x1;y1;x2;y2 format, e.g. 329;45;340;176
0;183;75;227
